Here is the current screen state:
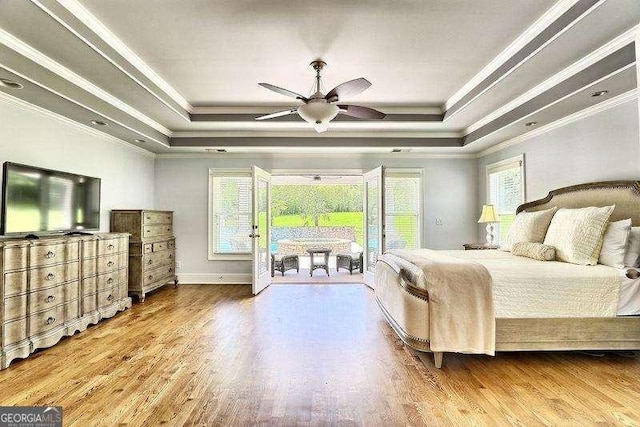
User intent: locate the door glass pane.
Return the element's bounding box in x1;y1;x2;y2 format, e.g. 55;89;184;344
367;180;379;272
257;178;269;275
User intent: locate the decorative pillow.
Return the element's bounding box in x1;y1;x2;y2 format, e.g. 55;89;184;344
543;205;615;265
623;227;640;267
598;219;632;268
511;242;555;261
501;207;557;251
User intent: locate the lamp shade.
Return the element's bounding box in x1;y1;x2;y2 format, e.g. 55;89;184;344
298;102;339;133
477;204;498;223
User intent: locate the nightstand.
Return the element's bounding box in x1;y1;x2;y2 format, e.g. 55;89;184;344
463;243;500;250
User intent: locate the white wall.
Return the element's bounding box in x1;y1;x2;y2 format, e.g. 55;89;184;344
477;99;640;240
155;154;478;281
0;96;156;233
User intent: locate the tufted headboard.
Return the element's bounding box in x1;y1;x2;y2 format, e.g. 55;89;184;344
517;181;640;225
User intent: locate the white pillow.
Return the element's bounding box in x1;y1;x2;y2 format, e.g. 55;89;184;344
543;205;615;265
598;219;631;268
623;227;640;267
501;207;557;251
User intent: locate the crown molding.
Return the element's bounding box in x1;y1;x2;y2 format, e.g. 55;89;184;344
0;90;156;158
55;0;192;113
444;0;605;118
465;25;639;135
156;151;476;160
190;105;444;115
0;27;172;137
170;130;463;138
31;0;190;122
476;89;638;158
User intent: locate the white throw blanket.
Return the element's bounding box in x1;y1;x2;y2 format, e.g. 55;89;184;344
384;249;496;355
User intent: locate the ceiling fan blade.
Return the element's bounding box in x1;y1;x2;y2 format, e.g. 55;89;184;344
338;105;386;120
325;78;371;102
255;108;298;121
258;83;309;102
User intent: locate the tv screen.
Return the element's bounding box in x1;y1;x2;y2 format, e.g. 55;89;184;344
1;162;101;235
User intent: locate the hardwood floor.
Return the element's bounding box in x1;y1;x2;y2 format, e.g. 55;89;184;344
1;284;639;426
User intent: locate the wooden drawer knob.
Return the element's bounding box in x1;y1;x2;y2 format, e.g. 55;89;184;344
45;251;56;259
107;294;113;301
107;261;114;267
46;273;55;280
45;295;55;303
107;278;114;285
107;244;114;250
46;316;56;325
147;259;153;265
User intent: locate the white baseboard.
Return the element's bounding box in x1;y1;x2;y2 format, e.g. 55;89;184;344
177;273;251;285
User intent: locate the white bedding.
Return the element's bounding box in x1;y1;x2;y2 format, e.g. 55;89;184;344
436;250;640;318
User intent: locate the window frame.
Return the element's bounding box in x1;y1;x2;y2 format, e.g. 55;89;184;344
385;168;424;249
485;154;526;243
208;168;253;261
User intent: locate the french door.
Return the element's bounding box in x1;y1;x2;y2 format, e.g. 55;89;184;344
363;166;384;288
252;166;272;295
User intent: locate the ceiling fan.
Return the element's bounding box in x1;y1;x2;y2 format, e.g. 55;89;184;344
256;60;386;133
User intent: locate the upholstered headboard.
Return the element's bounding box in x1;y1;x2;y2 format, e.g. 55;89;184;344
517;181;640;225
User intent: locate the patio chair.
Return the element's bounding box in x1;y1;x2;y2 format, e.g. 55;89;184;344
336;252;363;274
271;253;300;277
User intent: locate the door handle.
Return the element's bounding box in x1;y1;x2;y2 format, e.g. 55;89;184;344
249;233;261;238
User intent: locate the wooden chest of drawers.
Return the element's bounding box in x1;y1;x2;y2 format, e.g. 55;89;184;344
0;233;131;369
110;210;177;302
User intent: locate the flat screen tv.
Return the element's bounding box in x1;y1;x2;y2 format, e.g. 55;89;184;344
1;162;101;235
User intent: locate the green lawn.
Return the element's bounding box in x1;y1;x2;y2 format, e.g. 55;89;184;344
273;212;364;245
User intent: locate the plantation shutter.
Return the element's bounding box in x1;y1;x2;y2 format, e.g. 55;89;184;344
384;171;422;250
210;174;252;254
487;156;524;243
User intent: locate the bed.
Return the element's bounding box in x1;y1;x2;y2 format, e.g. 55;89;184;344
374;181;640;368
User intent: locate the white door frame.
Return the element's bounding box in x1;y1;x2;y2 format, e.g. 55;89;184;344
252;165;272;295
363;166;385;289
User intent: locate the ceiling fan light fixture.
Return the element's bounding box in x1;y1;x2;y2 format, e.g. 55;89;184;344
297;102;339;133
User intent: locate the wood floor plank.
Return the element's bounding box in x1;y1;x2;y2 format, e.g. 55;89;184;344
1;283;639;426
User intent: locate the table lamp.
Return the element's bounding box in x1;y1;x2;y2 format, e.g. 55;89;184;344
478;204;498;245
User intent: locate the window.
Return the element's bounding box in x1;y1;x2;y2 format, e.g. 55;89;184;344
209;170;252;259
486;155;525;243
385;169;423;249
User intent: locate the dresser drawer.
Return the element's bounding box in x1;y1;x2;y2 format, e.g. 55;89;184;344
143;224;173;239
4;246;27;271
97;287;119;309
29;281;79;314
4;271;27;297
98;238;122;255
143;250;175;271
143;243;153;254
152;241;167;252
3;318;27;346
95;269;126;292
143;264;175;287
29;261;79;291
82;275;97;296
3;294;27;321
30;243;79;267
96;253;127;275
29;300;79;335
143;211;172;225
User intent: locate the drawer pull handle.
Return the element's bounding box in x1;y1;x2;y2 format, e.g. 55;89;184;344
169;254;173;259
107;244;115;250
107;261;114;267
107;278;114;285
146;216;151;220
146;229;151;233
45;295;55;303
169;268;173;273
107;294;113;301
148;259;153;265
148;275;153;280
166;228;171;232
46;317;56;325
45;251;56;259
46;273;55;280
